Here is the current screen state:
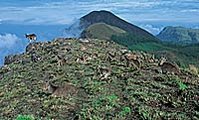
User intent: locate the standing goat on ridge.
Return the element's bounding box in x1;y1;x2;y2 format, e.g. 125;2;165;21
25;33;37;42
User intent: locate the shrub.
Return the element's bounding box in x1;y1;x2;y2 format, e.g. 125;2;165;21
119;107;131;116
16;115;34;120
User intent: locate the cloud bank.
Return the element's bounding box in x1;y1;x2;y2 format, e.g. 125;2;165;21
0;33;20;48
0;33;24;65
139;24;164;35
0;0;198;25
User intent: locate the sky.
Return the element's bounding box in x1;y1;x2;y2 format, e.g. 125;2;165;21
0;0;199;34
0;0;199;26
0;0;199;65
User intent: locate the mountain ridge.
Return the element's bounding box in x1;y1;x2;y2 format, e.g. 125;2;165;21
157;26;199;44
80;10;158;41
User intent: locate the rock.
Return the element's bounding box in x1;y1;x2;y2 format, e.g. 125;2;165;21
26;42;43;54
4;54;21;65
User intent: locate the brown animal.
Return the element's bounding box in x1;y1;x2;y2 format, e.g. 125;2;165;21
124;53;141;68
159;57;180;74
125;53;137;60
98;67;112;80
189;64;198;75
80;45;87;51
43;81;78;97
107;52;116;61
25;33;37;42
76;55;92;64
56;56;67;67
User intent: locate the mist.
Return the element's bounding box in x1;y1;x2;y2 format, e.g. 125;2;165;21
63;20;83;38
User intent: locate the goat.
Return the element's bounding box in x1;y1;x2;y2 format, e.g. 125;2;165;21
159;57;180;74
76;55;92;64
124;53;141;69
54;55;67;67
43;81;78;97
25;33;37;42
97;67;112;80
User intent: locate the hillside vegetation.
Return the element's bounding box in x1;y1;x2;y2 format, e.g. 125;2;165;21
109;34;199;68
157;26;199;44
78;11;199;67
0;38;199;119
81;23;126;40
80;10;158;42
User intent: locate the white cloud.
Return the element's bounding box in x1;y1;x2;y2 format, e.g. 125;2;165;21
63;19;83;38
139;24;164;35
0;33;21;48
0;0;198;25
0;33;24;65
181;9;199;13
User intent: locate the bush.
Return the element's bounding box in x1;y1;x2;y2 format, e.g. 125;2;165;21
16;115;34;120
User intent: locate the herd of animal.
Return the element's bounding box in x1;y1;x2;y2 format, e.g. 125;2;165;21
41;54;181;98
24;34;183;97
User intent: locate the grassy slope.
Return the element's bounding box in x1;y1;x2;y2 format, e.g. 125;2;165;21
128;42;199;68
157;26;199;44
81;23;199;67
80;10;157;41
109;32;199;67
81;23;126;40
0;38;199;120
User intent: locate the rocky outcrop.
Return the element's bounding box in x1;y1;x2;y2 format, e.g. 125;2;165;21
4;54;22;65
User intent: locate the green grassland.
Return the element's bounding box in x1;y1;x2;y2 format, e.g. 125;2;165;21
111;33;199;68
81;23;199;68
81;23;126;40
0;39;198;119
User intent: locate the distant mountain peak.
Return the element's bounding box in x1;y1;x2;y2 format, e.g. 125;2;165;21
157;26;199;44
81;10;115;20
83;10;114;16
80;10;158;41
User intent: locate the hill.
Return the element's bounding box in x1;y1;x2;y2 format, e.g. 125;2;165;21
78;11;199;67
0;38;199;119
81;23;126;40
80;10;158;42
157;26;199;44
108;31;199;68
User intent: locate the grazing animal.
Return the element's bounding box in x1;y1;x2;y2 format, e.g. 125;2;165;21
98;67;112;80
124;53;141;68
125;53;137;61
56;56;67;67
43;81;78;97
107;52;116;61
25;34;37;42
159;57;180;74
80;45;87;51
76;55;92;64
189;64;198;75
